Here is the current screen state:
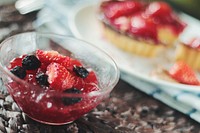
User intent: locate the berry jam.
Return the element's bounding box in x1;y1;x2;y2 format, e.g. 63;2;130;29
7;50;101;124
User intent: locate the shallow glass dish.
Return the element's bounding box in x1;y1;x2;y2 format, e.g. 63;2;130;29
0;32;119;125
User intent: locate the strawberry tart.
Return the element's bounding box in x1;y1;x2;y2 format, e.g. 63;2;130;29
175;37;200;70
99;0;186;57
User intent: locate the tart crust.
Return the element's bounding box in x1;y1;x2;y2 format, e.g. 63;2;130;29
158;27;178;47
102;23;165;57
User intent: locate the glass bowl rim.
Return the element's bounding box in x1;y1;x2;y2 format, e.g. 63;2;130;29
0;32;120;97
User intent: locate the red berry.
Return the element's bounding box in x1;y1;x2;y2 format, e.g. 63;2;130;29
8;55;26;69
73;76;85;89
129;14;158;42
46;62;75;91
83;83;99;93
168;61;200;85
36;50;67;64
109;16;130;32
84;71;98;84
101;1;144;19
145;2;173;24
36;50;79;71
63;58;82;71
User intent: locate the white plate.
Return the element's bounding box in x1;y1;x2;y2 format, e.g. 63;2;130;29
68;3;200;92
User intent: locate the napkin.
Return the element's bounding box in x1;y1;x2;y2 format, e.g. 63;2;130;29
35;0;200;123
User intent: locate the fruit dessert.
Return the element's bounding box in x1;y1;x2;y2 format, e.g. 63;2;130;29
7;50;101;124
99;1;186;57
151;61;200;85
175;37;200;70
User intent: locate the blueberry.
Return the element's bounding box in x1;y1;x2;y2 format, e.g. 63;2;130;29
73;66;89;78
10;66;26;79
36;73;49;86
62;88;82;105
22;55;41;70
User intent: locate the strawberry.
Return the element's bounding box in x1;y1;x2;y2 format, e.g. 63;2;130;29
168;61;200;85
8;55;27;69
129;14;158;42
46;62;75;91
36;49;69;64
64;58;82;71
84;71;98;84
101;1;144;20
145;2;173;24
109;16;130;32
36;50;81;71
83;83;100;93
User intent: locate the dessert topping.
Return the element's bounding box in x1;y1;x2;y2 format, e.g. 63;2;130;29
46;62;75;91
101;1;144;19
73;65;89;78
129;14;158;42
62;88;82;105
145;2;172;23
22;55;41;70
36;72;49;86
10;66;26;79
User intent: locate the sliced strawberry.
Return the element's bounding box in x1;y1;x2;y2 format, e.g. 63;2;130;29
83;83;100;93
145;2;173;24
73;76;85;90
8;55;26;69
109;16;131;32
36;49;68;64
46;62;75;91
168;61;200;85
36;49;79;71
101;1;144;20
64;58;82;71
84;71;98;84
129;14;158;42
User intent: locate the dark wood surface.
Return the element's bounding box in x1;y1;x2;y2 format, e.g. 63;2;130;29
0;3;200;133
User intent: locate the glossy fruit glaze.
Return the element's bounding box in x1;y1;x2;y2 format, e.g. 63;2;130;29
100;1;186;43
186;37;200;50
7;50;101;124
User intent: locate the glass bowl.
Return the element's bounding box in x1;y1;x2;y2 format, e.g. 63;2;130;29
0;32;119;125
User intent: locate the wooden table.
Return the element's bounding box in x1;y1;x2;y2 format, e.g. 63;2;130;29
0;3;199;133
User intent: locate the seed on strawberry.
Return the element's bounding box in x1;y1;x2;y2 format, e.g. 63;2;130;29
73;66;89;78
46;62;75;91
10;66;26;79
36;73;49;86
22;55;41;70
62;88;82;105
168;61;200;85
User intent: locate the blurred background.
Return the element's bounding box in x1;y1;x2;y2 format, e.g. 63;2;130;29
0;0;200;44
